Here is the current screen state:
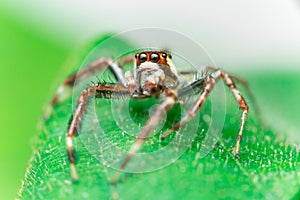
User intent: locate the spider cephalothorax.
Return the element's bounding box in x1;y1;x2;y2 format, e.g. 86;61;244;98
129;51;178;97
46;50;249;183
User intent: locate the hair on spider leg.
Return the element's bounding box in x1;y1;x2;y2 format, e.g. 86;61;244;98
90;79;97;86
93;74;107;85
95;74;102;85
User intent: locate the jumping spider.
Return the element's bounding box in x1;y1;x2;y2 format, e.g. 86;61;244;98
46;50;249;183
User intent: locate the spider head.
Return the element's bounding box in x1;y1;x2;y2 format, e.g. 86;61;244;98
134;51;178;96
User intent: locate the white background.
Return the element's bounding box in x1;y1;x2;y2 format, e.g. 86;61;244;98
1;0;300;70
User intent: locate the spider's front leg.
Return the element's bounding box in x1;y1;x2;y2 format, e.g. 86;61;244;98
111;89;177;184
66;83;130;181
44;56;133;119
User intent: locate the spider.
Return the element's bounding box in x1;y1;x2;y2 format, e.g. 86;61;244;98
46;50;249;183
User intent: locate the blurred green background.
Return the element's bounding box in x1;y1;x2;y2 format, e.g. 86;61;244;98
0;9;71;200
0;1;300;199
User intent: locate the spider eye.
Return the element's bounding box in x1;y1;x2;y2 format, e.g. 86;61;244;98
150;53;160;63
162;53;167;59
139;53;147;62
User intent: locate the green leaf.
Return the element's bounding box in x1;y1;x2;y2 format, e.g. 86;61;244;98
18;36;300;200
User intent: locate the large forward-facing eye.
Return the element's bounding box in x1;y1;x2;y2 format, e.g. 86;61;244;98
150;53;160;63
139;53;147;63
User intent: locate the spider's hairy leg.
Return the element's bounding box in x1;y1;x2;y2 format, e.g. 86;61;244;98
44;56;133;119
66;84;130;181
111;89;177;185
66;85;94;181
217;70;249;157
160;75;215;139
203;65;260;131
161;70;249;157
229;75;263;126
